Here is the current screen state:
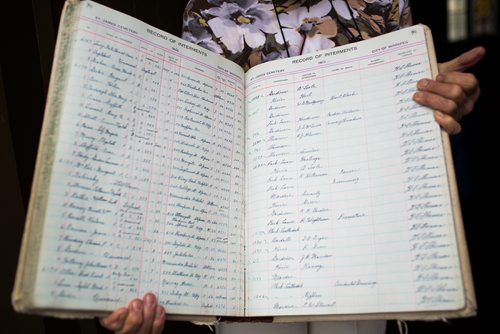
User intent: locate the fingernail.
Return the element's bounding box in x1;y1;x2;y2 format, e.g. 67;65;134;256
417;79;429;89
413;92;423;101
145;294;156;308
114;313;125;327
133;300;143;312
436;74;445;82
156;307;165;319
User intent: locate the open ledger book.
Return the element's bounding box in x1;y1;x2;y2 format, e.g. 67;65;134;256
13;0;476;322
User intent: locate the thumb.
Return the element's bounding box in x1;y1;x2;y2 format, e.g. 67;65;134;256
438;46;486;74
99;308;128;331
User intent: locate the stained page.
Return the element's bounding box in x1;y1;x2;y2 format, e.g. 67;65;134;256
245;26;465;316
31;1;245;316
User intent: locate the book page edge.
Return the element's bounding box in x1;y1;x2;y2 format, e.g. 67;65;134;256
11;0;81;314
422;23;477;317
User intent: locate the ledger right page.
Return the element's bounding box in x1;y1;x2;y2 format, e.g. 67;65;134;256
244;25;465;317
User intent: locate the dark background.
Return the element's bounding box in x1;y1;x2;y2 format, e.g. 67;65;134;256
1;0;496;333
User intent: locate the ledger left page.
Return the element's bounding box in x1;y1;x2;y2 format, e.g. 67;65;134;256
19;0;245;317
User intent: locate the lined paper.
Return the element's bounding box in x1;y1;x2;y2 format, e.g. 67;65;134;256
30;0;466;319
34;1;245;315
244;26;464;316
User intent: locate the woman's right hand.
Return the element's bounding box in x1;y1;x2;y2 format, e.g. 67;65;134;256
99;293;165;334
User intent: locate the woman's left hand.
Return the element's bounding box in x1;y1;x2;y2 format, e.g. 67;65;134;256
413;46;486;134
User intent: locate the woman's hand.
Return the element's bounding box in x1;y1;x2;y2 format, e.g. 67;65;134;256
99;293;165;334
413;46;486;134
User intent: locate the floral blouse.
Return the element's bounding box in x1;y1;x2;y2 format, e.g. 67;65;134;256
182;0;412;71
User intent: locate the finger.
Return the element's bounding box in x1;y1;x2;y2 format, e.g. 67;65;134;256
441;75;480;117
413;90;461;120
416;78;467;107
137;293;157;334
438;46;486;74
435;72;479;96
435;72;481;116
462;86;481;116
151;305;166;334
119;299;144;334
99;307;128;332
434;111;462;135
